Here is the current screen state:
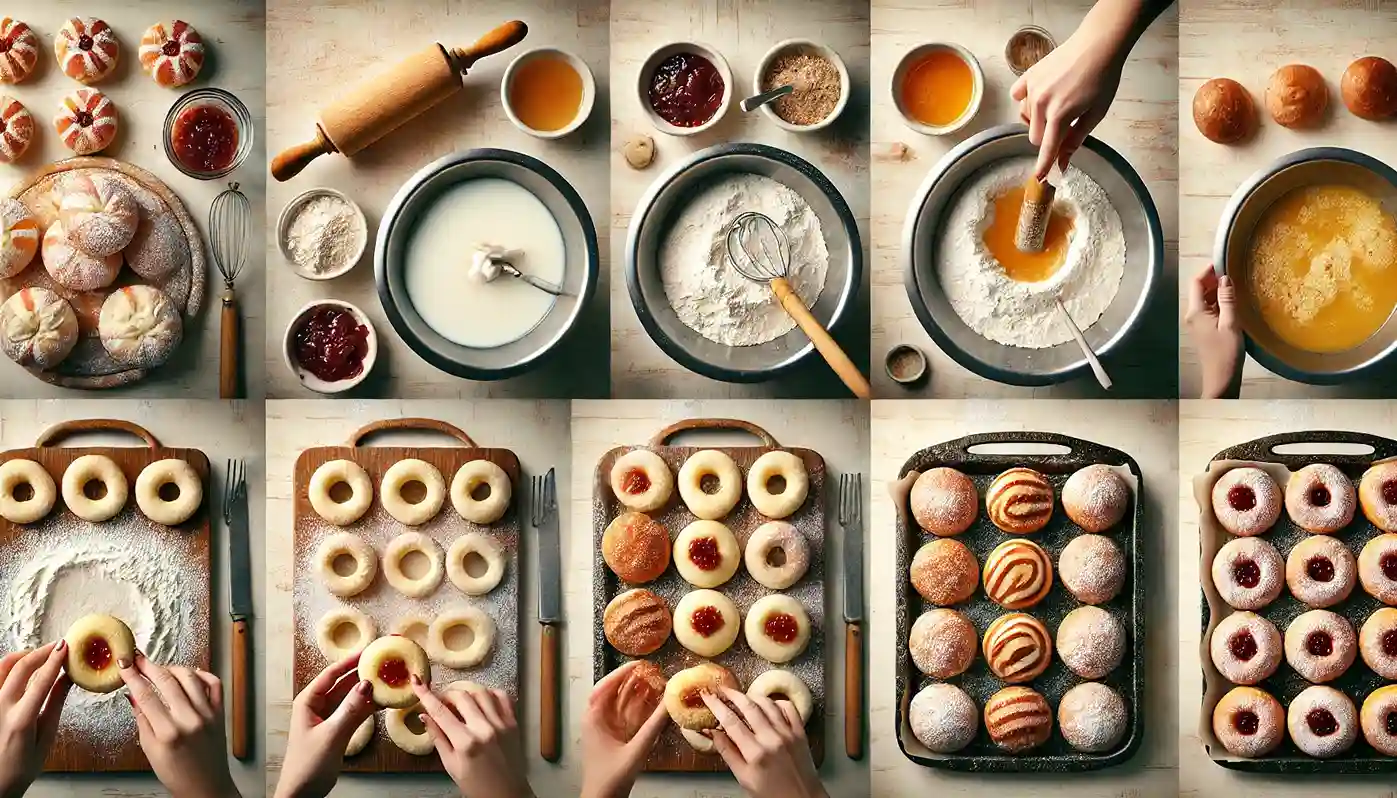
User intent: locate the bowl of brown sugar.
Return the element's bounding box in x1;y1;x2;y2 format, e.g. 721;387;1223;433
755;39;849;132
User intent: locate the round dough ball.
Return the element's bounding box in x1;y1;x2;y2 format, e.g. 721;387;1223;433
315;532;378;597
381;459;445;526
63;613;135;693
910;467;977;536
909;682;978;753
0;458;56;524
315;608;376;661
1193;77;1256;144
673;520;740;588
450;459;512;524
345;714;375;756
446;532;506;595
382;532;444;598
357;636;430;709
1341;56;1397;120
909;538;978;605
428;606;497;669
308;460;373;526
623;134;655;169
98;285;183;368
385;705;434;755
601;512;670;584
42;218;120;291
61;454;128;523
1267;64;1328;128
1058;682;1128;753
673;588;740;657
1057;606;1126;679
746;450;809;519
134;458;202;526
744;594;811;664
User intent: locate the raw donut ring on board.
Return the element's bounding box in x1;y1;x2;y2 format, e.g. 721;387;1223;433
392;614;433;656
381;458;445;526
345;714;374;756
382;531;443;598
0;458;56;524
446;532;505;595
134;458;202;525
746;450;809;519
358;635;430;709
429;606;497;668
315;607;375;661
677;450;741;520
315;532;377;597
63;613;135;693
308;459;373;526
385;705;433;755
745;520;811;590
61;453;128;522
609;449;673;513
450;459;511;524
747;669;813;723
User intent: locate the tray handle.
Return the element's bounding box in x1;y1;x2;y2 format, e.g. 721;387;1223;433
921;431;1120;468
345;418;478;448
648;418;779;447
1211;430;1397;465
35;419;161;449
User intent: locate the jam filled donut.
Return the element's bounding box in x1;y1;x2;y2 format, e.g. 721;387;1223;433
62;454;128;522
603;587;671;656
1059;682;1128;754
315;608;375;660
358;636;431;708
1359;462;1397;532
983;538;1053;610
909;683;978;754
428;606;496;668
1212;686;1284;758
59;174;138;257
63;614;135;693
381;459;445;526
1285;464;1356;534
609;449;673;513
345;714;374;757
308;459;373;526
1359;607;1397;680
55;18;119;84
43;219;121;291
54;88;117;154
910;467;978;536
385;705;432;755
1360;684;1397;756
983;612;1051;683
382;532;443;598
678;450;741;520
0;458;55;524
909;608;977;679
986;467;1054;533
746;594;811;664
747;669;813;724
910;537;978;605
673;520;740;588
134;458;202;526
1059;533;1125;605
664;662;738;730
1284;609;1356;683
745;520;810;590
1211;537;1284;610
0;288;78;370
1211;467;1282;537
138;21;204;88
1359;533;1397;605
314;532;377;597
1061;464;1130;532
0;19;40;83
746;450;809;519
0;97;34;163
446;532;505;595
984;686;1052;753
1287;685;1357;758
99;285;183;368
1209;611;1282;685
1285;535;1356;608
673;588;740;657
1057;605;1125;680
450;459;511;524
0;198;38;277
601;511;670;584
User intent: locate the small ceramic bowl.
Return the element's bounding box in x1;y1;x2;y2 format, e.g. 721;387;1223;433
885;344;928;386
891;42;984;136
753;39;850;133
501;47;596;139
282;299;377;394
637;41;732;136
277;188;368;281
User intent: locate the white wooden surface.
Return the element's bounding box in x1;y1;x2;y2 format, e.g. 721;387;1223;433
1178;400;1397;797
608;0;872;399
1178;2;1397;399
0;0;267;399
869;1;1179;399
0;400;267;798
869;400;1180;797
263;0;610;399
570;400;870;797
262;399;572;798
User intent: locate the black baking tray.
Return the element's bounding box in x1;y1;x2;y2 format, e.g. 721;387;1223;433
893;431;1145;772
1202;430;1397;774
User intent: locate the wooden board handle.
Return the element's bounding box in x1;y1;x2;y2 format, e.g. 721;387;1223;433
220;290;238;400
345;418;478;448
771;277;871;399
231;617;250;760
35;419;161;448
844;622;863;760
449;20;529;71
270;128;336;183
648;418;780;448
540;623;561;762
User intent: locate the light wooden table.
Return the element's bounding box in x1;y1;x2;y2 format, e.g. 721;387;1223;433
869;400;1180;797
0;400;267;798
869;0;1179;399
570;400;870;797
0;0;267;400
609;0;872;399
1178;400;1397;797
1178;2;1397;399
263;0;610;400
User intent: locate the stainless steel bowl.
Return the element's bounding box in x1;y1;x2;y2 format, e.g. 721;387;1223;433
375;148;598;380
626;142;862;382
1215;147;1397;385
903;124;1162;386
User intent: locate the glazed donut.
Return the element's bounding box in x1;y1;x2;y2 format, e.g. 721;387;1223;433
1360;684;1397;756
98;285;184;369
1287;685;1357;758
1285;535;1356;608
910;467;978;536
663;662;738;730
392;615;432;655
745;521;811;590
908;683;978;754
747;669;813;724
0;198;39;277
1212;686;1284;758
983;612;1051;683
43;219;121;291
1359;462;1397;532
1209;611;1282;685
315;607;375;661
61;454;128;523
983;538;1053;610
986;467;1054;533
54;89;118;154
308;460;373;526
315;532;377;597
382;532;444;598
746;450;809;519
381;459;445;526
134;458;202;526
345;714;374;756
673;588;740;657
138;21;204;88
601;512;670;584
910;608;977;679
603;588;671;656
0;96;33;163
609;449;673;513
385;705;433;754
744;594;811;664
429;607;496;668
1056;606;1125;680
1284;464;1356;533
1062;464;1130;532
677;450;741;520
1211;467;1282;537
358;636;430;708
1359;533;1397;605
63;613;135;693
1;288;78;369
673;520;740;588
0;19;40;83
59;173;138;257
0;458;55;524
1059;682;1128;754
1359;607;1397;679
54;18;119;84
446;532;505;595
450;459;511;524
1284;609;1356;684
1211;537;1284;610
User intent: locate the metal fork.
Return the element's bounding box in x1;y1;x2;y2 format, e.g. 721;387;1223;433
223;459;246;524
838;472;865;760
531;472;557;527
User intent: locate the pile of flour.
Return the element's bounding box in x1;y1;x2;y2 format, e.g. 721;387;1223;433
936;157;1125;348
660;173;829;347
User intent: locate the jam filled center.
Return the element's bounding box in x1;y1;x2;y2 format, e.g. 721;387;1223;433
0;40;10;54
1308;485;1331;507
1229;629;1258;661
1383;480;1397;505
690;606;724;638
77;34;93;51
763;612;799;644
1233;709;1259;735
1382;552;1397;581
378;657;410;688
162;39;181;56
688;536;721;571
83;635;111;671
1305;708;1338;736
1305;556;1335;583
1305;630;1334;657
682;688;705;708
1227;484;1256;512
1232;559;1261;589
75;111;93;128
621;468;650;496
1381;629;1397;657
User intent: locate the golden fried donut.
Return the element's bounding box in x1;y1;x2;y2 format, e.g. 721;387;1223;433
358;636;430;709
450;460;512;524
663;662;739;730
63;613;135;693
385;705;433;754
0;458;55;524
315;532;378;597
744;594;811;664
673;589;740;657
746;451;809;519
383;532;444;598
61;454;128;523
345;714;374;756
673;520;740;588
315;608;376;661
747;669;813;724
308;460;373;526
381;459;445;526
601;512;670;584
610;449;674;513
446;532;505;595
678;450;742;520
428;607;496;668
134;458;202;526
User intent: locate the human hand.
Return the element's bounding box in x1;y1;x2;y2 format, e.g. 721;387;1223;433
273;652;375;798
1185;261;1244;399
579;661;670;798
412;675;533;798
119;652;239;798
703;687;826;798
0;642;71;798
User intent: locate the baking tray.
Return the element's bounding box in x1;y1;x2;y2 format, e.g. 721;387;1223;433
1197;430;1397;774
891;431;1144;772
592;418;826;772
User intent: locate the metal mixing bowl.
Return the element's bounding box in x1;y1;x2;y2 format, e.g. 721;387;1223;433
626;142;862;382
903;124;1162;386
376;148;598;380
1215;147;1397;385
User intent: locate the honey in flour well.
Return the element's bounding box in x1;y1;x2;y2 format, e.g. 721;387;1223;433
984;185;1075;282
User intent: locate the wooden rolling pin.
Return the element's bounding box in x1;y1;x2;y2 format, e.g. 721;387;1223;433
270;20;528;182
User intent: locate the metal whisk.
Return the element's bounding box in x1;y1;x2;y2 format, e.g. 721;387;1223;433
210;183;250;399
723;211;871;398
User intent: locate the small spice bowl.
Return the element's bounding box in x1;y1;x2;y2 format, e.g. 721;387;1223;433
282;299;378;395
753;39;850;133
891;42;984;136
162;87;254;180
1006;26;1056;76
501;47;596;140
276;188;368;281
885;344;928;386
637;41;732;137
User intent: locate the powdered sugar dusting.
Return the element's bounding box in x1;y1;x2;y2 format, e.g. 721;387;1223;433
1056;606;1125;680
1057;682;1127;753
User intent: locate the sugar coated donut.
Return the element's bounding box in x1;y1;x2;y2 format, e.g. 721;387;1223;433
1059;534;1125;605
603;588;671;656
123;210;189;281
54;88;117;154
1359;462;1397;532
744;593;811;664
63;613;135;693
446;532;505;595
358;636;430;709
315;532;377;597
385;705;433;754
382;532;443;598
380;459;444;526
1209;611;1282;685
663;662;738;730
429;606;496;668
139;21;204;88
1057;605;1125;680
99;285;184;369
746;450;808;519
609;449;673;513
1212;685;1284;757
673;519;740;588
1359;533;1397;605
1287;685;1357;758
308;459;373;526
134;458;201;526
677;450;741;520
1062;464;1130;532
43;219;121;291
601;511;670;584
910;607;977;679
0;198;39;277
909;683;978;753
1360;684;1397;756
0;19;40;83
982;612;1051;683
983;538;1053;610
984;686;1052;753
986;467;1054;534
1;288;78;370
55;18;119;84
345;714;374;756
747;669;813;724
1284;609;1356;684
450;459;511;524
910;467;978;536
1211;467;1282;537
1359;607;1397;680
746;520;811;590
0;97;33;163
673;588;740;657
0;458;55;524
1285;535;1356;608
61;453;127;522
1285;464;1356;534
392;614;432;655
1059;682;1128;753
1212;536;1284;610
59;173;138;257
315;607;375;661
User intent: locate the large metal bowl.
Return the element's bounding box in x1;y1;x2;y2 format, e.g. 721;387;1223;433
626;142;862;382
1215;147;1397;385
375;148;598;381
903;124;1162;386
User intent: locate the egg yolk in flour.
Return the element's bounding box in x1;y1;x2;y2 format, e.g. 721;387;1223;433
984;185;1075;283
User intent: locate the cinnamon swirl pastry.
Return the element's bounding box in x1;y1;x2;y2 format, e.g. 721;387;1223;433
986;467;1054;533
983;538;1053;609
982;612;1051;683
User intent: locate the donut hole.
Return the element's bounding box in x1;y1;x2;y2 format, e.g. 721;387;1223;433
157;481;181;503
699;473;721;495
400;480;428;505
768;692;790;703
400;621;429;649
331;620;363;649
461;551;489;579
404;711;427;736
443;623;476;652
765;547;788;569
328;481;354;504
470;481;492;502
82;479;108;501
331;553;358;577
765;474;788;495
12;482;33;503
399;550;431;580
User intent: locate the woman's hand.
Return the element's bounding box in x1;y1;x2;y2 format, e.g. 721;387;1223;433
273;653;375;798
580;661;670;798
0;642;71;798
119;652;239;798
702;688;826;798
1185;261;1244;399
412;676;533;798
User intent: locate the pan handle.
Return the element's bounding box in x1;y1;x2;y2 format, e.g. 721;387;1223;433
1212;430;1397;466
345;418;478;448
36;419;161;449
648;418;779;448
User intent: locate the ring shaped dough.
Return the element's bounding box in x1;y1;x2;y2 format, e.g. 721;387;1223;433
609;449;674;513
744;521;811;590
385;705;434;755
309;460;373;527
678;450;742;520
450;460;512;524
382;459;445;526
315;532;378;597
134;458;202;525
673;589;741;657
429;607;497;668
61;454;128;523
383;532;444;598
63;613;136;693
315;608;377;661
345;714;375;756
682;727;717;752
357;636;431;709
673;520;741;588
393;614;434;656
0;459;56;524
746;451;809;519
446;679;487;694
447;532;506;595
747;669;814;724
744;594;812;664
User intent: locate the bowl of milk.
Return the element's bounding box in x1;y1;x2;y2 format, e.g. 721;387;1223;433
375;148;599;380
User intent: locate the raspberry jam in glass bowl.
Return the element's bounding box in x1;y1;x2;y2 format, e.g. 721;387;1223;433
163;88;253;179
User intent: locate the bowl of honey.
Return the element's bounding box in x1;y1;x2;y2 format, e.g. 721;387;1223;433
893;42;984;136
502;48;595;139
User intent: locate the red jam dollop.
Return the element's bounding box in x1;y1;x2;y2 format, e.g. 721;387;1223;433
1305;556;1334;583
83;636;111;671
1233;559;1261;588
682;688;705;708
1305;630;1333;657
1233;710;1259;735
378;657;410;688
294;306;370;383
1308;485;1331;507
763;612;800;644
1382;552;1397;581
1382;629;1397;657
173;104;239;173
1229;630;1258;661
622;468;650;495
690;605;724;638
1227;485;1256;512
1305;708;1338;736
688;536;721;571
1383;480;1397;505
648;52;724;127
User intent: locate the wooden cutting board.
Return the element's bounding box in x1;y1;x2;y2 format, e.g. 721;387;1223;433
0;419;211;772
291;418;521;773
